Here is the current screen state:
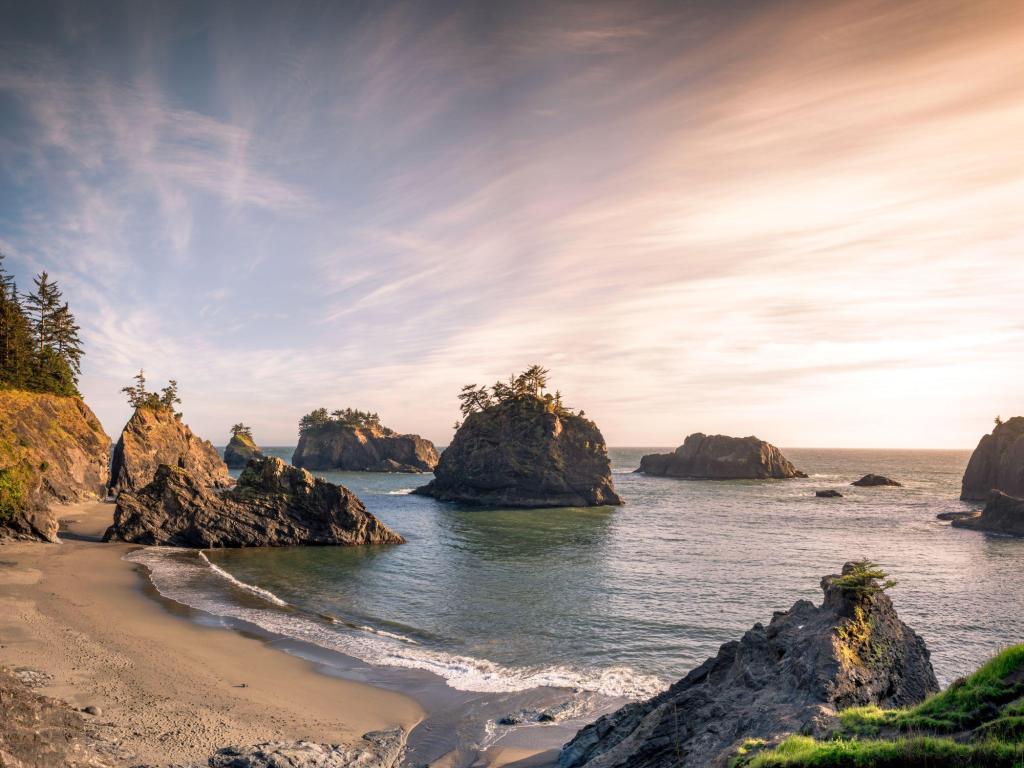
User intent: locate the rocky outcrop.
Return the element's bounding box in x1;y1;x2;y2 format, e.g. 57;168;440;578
560;562;938;768
415;395;621;508
816;490;843;498
109;406;232;495
851;474;902;487
207;729;406;768
952;491;1024;537
224;432;263;468
104;456;404;548
293;425;438;473
0;391;111;542
961;417;1024;501
637;434;806;480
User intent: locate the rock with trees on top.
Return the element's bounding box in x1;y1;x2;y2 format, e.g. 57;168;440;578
224;423;263;468
292;407;437;473
960;415;1024;501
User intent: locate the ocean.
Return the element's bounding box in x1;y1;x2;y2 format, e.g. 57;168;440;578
126;447;1024;761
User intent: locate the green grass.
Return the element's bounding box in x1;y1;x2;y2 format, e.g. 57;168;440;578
0;462;32;522
740;735;1024;767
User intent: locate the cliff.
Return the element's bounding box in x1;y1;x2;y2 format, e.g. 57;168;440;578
560;561;937;768
224;432;263;468
109;406;232;494
952;490;1024;537
0;390;111;542
104;456;404;547
637;433;806;480
414;394;621;508
961;416;1024;500
292;424;438;473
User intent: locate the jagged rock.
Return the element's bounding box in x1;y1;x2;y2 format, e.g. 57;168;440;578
952;491;1024;537
415;395;621;508
109;406;232;494
0;391;111;542
207;729;406;768
961;417;1024;501
851;474;902;487
816;490;843;498
936;511;977;521
293;424;438;473
224;431;263;469
104;456;404;548
559;562;938;768
637;434;806;480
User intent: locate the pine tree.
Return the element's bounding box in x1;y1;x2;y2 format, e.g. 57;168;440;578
0;255;33;389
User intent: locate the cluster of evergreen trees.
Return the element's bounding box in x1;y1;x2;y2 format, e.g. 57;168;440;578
230;423;254;440
0;254;83;396
121;369;182;416
298;407;394;434
457;365;580;423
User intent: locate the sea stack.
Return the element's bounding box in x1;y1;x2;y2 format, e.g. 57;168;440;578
637;433;806;480
851;474;902;487
560;561;938;768
292;408;437;473
104;456;404;547
224;425;263;468
0;391;111;542
110;405;232;494
952;491;1024;537
415;368;621;507
961;417;1024;500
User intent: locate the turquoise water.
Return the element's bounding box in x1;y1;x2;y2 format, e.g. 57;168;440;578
134;447;1024;706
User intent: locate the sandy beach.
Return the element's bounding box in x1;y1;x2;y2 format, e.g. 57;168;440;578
0;500;424;766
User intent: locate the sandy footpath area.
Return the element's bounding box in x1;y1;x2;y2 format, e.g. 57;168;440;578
0;500;424;766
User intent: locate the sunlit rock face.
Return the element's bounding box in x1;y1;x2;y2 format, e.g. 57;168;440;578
224;432;263;469
637;433;806;480
961;417;1024;500
293;425;438;473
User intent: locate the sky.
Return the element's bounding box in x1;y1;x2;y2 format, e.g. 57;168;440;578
1;0;1022;449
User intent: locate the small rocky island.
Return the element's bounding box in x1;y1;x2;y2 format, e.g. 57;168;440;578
223;422;263;468
415;366;621;507
110;372;232;494
560;560;937;768
851;473;902;487
637;433;806;480
961;416;1024;500
104;456;404;547
292;407;438;473
952;490;1024;537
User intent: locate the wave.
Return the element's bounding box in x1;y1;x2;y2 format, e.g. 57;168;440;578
385;488;415;495
125;548;667;701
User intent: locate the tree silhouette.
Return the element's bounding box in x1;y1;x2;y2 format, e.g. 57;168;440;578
231;423;254;439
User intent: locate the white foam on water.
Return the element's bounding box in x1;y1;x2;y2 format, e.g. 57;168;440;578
126;547;667;700
385;488;415;495
197;551;289;606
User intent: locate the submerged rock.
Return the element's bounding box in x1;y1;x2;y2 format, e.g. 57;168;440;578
952;491;1024;537
208;729;406;768
415;394;621;508
637;433;806;480
851;474;902;487
293;423;437;473
816;489;843;498
110;405;232;494
224;431;263;468
104;456;404;548
0;391;111;542
559;561;938;768
961;417;1024;501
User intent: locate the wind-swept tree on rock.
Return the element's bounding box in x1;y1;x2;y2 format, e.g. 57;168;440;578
231;423;254;440
458;365;573;418
121;370;183;418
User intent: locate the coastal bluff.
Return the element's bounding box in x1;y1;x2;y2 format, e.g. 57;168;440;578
637;433;806;480
104;456;404;548
415;394;621;508
961;416;1024;500
110;405;232;494
0;391;111;541
560;561;937;768
293;423;437;473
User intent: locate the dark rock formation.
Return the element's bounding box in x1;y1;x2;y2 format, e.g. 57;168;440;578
851;474;902;487
961;417;1024;501
224;431;263;468
816;490;843;498
414;395;621;508
637;434;806;480
104;456;404;548
952;491;1024;537
293;424;438;473
936;510;977;521
0;391;111;542
110;405;232;495
559;562;938;768
207;729;406;768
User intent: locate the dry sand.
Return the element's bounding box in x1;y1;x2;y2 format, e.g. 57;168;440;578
0;500;424;766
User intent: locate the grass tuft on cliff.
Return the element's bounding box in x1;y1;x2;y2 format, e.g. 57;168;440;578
735;645;1024;767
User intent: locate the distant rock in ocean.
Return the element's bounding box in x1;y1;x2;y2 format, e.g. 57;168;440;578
415;394;621;508
952;490;1024;537
560;561;938;768
851;473;902;487
816;489;843;498
292;419;437;473
961;416;1024;501
0;391;111;542
110;405;232;495
224;426;263;469
636;433;806;480
104;456;404;548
